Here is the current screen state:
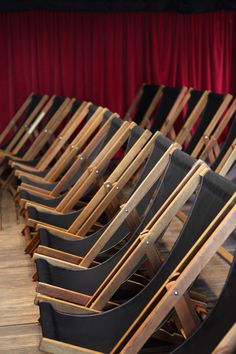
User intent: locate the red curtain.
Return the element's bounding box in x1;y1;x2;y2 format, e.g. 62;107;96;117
0;10;236;130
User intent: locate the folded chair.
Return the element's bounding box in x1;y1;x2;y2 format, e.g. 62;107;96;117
17;111;116;209
22;120;142;247
34;149;200;309
0;93;48;147
38;170;235;354
124;83;163;125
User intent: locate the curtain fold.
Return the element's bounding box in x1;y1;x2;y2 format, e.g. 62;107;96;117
0;10;235;129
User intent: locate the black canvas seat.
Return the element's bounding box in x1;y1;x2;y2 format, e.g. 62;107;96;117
36;134;173;253
39;171;235;353
150;86;183;133
26;122;145;228
132;84;159;125
185;92;225;154
36;149;196;297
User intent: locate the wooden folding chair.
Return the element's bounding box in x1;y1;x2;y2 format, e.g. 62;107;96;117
37;171;235;354
124;83;163;125
0;93;47;146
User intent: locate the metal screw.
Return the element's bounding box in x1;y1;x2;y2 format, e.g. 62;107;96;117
95;170;99;174
174;290;179;296
71;145;75;149
80;156;84;161
146;241;149;245
116;186;119;190
106;183;111;189
44;129;48;133
59;136;63;140
125;208;129;213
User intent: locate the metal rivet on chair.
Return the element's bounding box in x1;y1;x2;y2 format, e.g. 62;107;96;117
146;240;149;245
125;208;128;213
174;290;179;296
116;186;119;190
44;129;48;133
80;156;84;160
95;170;99;174
59;136;63;140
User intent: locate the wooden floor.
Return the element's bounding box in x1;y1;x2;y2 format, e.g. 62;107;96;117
0;190;43;354
0;189;235;353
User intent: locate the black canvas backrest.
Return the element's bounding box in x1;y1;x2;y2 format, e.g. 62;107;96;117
62;116;123;191
67;99;82;118
40;96;65;126
124;125;145;153
151;86;182;133
172;248;236;354
39;171;235;353
184;89;205;121
185;92;225;154
0;93;44;149
133;84;159;125
212;114;236;171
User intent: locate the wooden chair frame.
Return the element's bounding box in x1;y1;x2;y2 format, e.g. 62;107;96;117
212;323;236;354
216;138;236;177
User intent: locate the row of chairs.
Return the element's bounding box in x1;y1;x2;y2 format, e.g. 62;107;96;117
0;87;236;353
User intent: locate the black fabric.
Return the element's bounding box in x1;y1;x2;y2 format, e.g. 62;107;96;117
151;86;182;133
172;249;236;354
133;84;159;125
185;92;225;154
36;149;196;295
212;115;236;171
0;94;44;150
1;1;236;13
184;90;205;121
39;171;235;353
